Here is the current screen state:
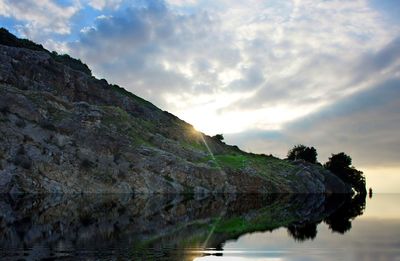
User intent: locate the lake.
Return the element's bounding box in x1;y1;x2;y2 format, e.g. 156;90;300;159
0;193;399;260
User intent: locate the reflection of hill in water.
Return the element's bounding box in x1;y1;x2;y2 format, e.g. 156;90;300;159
0;193;365;260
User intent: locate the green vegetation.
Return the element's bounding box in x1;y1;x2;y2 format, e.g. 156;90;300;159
199;152;295;184
101;106;155;146
213;154;247;170
0;27;91;75
325;152;366;194
214;214;295;235
212;134;224;142
287;144;318;163
286;144;366;193
110;84;157;109
50;52;91;75
0;27;45;51
181;140;207;152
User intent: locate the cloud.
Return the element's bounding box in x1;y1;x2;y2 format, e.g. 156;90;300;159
0;0;80;36
66;0;399;135
88;0;123;10
166;0;197;6
69;0;242;107
227;77;400;168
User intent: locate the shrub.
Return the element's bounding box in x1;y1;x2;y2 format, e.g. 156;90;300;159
213;134;224;142
0;27;45;51
287;145;317;164
0;28;92;75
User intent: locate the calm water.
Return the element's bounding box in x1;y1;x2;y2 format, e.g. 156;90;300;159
0;193;399;260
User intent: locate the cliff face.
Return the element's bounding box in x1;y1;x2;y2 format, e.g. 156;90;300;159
0;29;350;193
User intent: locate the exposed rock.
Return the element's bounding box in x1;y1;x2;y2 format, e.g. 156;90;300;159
0;29;351;193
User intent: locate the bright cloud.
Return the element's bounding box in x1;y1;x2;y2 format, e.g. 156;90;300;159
67;0;399;134
0;0;80;36
88;0;123;10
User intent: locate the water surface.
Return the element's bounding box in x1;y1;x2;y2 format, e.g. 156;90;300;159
0;193;399;260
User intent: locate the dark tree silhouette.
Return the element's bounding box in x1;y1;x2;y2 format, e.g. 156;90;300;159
287;223;317;241
287;144;318;164
324;152;366;194
213;134;224;142
324;193;366;233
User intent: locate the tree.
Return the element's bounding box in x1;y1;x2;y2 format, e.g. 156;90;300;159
213;134;224;142
287;144;318;164
325;152;366;194
287;223;317;241
324;193;366;233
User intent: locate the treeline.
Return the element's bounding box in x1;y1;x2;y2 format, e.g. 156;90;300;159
0;27;91;75
287;144;366;194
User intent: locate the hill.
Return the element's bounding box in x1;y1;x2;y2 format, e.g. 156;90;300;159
0;28;350;193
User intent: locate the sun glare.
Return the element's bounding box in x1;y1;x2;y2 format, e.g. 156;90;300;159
174;97;323;136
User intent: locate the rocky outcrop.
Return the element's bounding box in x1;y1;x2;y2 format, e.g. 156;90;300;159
0;29;351;193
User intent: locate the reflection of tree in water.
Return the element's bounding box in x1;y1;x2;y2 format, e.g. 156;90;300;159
286;193;366;241
324;193;366;234
287;223;317;241
0;193;367;259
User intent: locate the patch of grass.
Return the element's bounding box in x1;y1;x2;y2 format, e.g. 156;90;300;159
101;106;156;147
51;52;92;75
196;154;247;170
110;84;157;109
49;110;70;124
181;140;207;152
195;152;296;187
102;106;131;126
214;207;297;236
214;217;246;233
215;154;247;170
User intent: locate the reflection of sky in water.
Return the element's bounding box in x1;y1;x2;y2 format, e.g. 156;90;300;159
195;194;400;261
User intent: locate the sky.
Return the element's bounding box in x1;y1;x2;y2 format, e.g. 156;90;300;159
1;0;399;192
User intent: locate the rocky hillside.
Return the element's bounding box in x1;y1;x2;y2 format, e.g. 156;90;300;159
0;28;350;193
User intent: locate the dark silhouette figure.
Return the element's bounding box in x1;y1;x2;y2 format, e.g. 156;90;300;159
369;188;373;198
